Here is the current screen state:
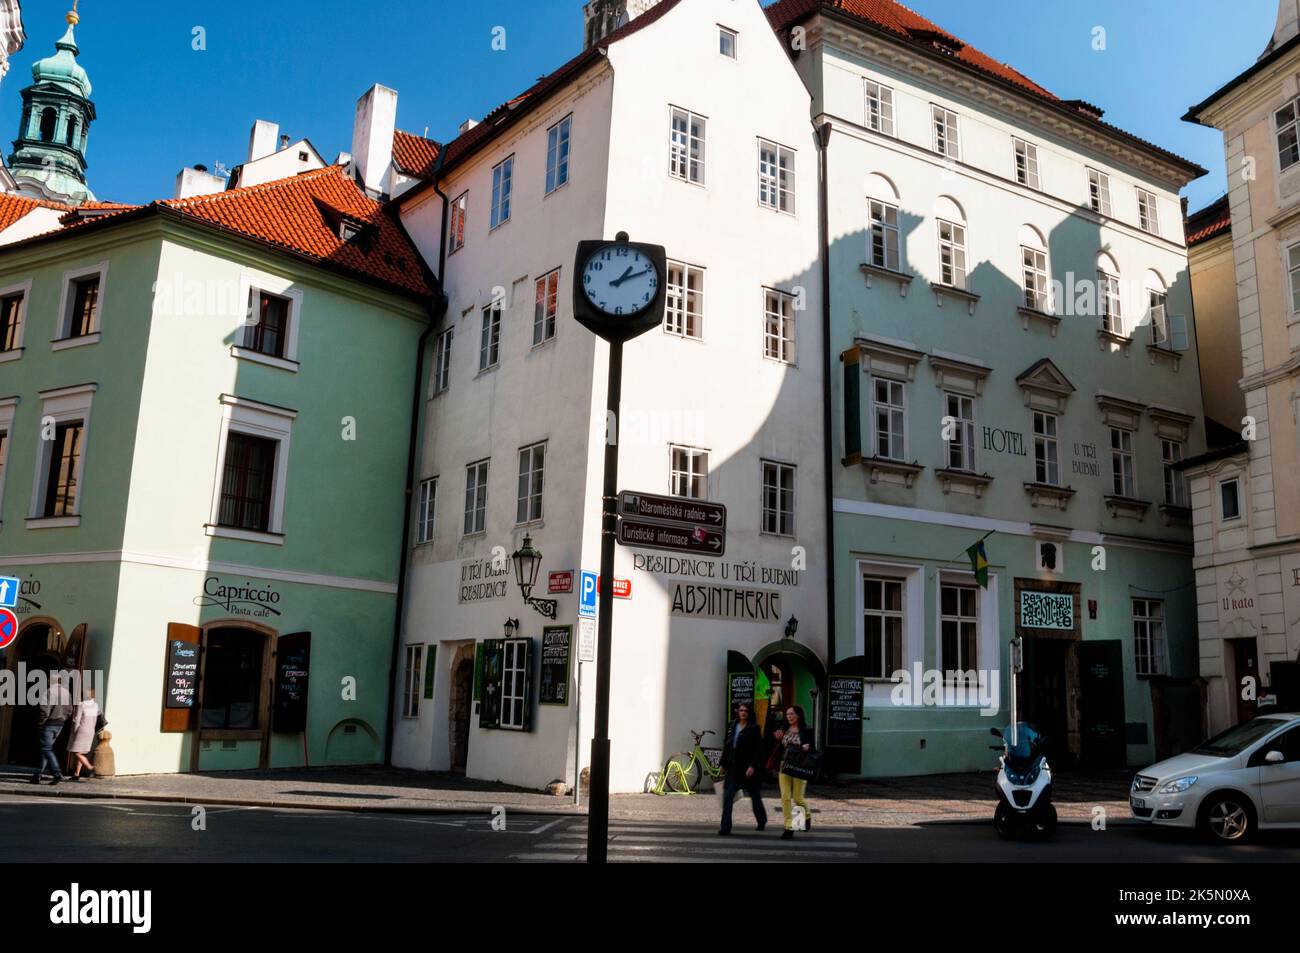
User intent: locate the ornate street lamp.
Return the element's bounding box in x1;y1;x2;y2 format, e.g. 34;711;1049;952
503;618;519;639
511;535;557;619
784;615;799;640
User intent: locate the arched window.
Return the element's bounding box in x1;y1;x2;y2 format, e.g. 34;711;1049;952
935;196;967;289
865;173;901;272
1096;252;1122;334
1144;270;1170;347
1018;225;1049;311
65;116;78;147
38;107;56;143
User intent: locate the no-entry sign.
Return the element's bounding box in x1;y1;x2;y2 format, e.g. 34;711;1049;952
0;607;18;650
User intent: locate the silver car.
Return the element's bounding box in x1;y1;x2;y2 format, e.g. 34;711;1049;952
1130;712;1300;842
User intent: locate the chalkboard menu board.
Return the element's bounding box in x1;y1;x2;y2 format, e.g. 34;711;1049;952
165;640;200;710
538;625;571;706
728;671;755;716
273;632;311;733
826;675;864;749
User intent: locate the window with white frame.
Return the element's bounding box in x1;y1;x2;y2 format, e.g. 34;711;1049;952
873;378;906;460
479;302;501;371
868;198;901;271
718;26;738;58
937;219;967;288
0;397;16;517
0;282;29;358
500;638;530;730
206;394;295;542
1289;243;1300;314
403;644;422;718
863;576;904;679
945;392;975;471
940;583;978;672
1132;599;1166;676
1162;440;1187;507
931;105;959;159
1148;289;1169;347
1021;246;1049;312
864;80;895;135
1098;270;1123;334
464;460;489;535
1088;168;1112;216
55;263;107;343
665;261;703;339
448;192;467;254
417;476;437;544
516;442;545;524
670;445;708;500
1033;412;1059;486
669;107;706;184
1136;188;1160;234
761;460;795;536
433;327;453;393
758;139;795;213
534;269;559;346
546;116;572;195
490;155;513;229
1220;477;1241;521
242;289;292;360
1013;138;1040;189
1110;427;1136;497
1276;97;1300;171
234;273;303;369
763;288;796;364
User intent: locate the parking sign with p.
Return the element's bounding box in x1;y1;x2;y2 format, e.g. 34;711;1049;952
579;570;598;619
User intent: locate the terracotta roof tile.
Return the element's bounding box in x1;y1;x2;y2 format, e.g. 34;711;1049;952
0;192;71;232
1185;195;1231;246
392;130;441;179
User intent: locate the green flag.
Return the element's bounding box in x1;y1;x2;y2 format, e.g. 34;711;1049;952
966;539;989;589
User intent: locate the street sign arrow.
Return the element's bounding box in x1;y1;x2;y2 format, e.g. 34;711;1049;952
617;518;725;557
617;491;726;530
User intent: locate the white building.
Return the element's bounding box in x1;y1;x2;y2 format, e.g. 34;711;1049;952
391;0;827;793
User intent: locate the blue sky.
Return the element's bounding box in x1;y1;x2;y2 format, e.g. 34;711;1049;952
0;0;1279;210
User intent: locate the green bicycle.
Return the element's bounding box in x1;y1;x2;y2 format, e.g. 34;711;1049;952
649;729;725;795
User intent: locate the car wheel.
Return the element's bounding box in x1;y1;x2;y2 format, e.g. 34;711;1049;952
1201;793;1254;843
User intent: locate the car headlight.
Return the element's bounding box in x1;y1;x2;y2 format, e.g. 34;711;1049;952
1158;776;1198;794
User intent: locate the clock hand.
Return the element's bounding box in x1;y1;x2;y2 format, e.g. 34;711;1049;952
612;268;653;287
609;265;635;287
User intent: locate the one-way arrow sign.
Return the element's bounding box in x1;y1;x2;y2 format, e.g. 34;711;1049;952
617;519;725;557
618;491;726;530
0;576;19;610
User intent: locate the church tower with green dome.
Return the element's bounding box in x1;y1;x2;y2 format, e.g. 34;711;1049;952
8;3;96;203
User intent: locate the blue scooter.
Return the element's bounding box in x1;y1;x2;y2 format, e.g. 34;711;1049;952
990;722;1056;839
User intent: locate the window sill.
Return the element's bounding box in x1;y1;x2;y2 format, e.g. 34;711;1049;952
1018;307;1059;336
859;263;912;296
0;347;23;363
475;364;500;378
204;524;285;545
1097;329;1132;355
1023;481;1076;511
1158;503;1192;527
935;468;994;498
51;333;100;351
933;283;980;314
231;345;299;373
1146;344;1182;371
863;457;924;488
529;336;557;352
1103;495;1150;521
25;516;81;529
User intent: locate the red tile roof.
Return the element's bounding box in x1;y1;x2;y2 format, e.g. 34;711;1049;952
0;193;70;231
392;130;441;179
1185;195;1231;246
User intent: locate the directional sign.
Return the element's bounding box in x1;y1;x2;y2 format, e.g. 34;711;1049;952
0;576;19;610
618;518;725;557
618;491;726;531
0;607;17;650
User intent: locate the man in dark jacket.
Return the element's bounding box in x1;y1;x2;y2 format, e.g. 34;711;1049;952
30;672;72;785
718;702;767;835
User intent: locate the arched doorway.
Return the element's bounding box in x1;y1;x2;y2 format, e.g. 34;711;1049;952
1;618;66;767
751;639;827;759
447;643;475;772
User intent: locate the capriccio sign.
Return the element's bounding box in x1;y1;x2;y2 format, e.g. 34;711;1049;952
194;577;282;618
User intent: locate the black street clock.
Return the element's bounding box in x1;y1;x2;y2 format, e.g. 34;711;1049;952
572;232;667;342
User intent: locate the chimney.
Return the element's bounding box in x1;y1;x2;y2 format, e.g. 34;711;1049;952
1275;0;1300;48
583;0;661;49
352;84;398;197
279;134;291;151
174;164;227;200
458;118;479;135
248;120;279;162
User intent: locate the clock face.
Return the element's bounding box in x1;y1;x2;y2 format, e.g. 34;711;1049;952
581;243;660;317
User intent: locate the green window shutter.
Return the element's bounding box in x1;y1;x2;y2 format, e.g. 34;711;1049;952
841;346;862;464
479;639;504;729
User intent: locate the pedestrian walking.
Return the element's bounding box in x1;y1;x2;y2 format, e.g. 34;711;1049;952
68;688;100;780
774;705;818;839
717;702;767;835
30;672;73;785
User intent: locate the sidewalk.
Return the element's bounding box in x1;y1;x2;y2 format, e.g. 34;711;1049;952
0;763;1135;827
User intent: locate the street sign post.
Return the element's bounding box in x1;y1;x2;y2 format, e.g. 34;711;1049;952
617;492;726;531
617;519;725;556
0;575;20;610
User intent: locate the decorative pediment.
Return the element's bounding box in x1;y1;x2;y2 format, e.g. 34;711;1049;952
1148;405;1195;442
1096;391;1146;431
929;352;991;396
1016;359;1075;413
856;335;925;382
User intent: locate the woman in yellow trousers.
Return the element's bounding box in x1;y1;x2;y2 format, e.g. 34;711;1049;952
773;705;814;839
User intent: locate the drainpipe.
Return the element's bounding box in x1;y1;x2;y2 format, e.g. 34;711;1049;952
815;118;837;680
384;150;450;767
